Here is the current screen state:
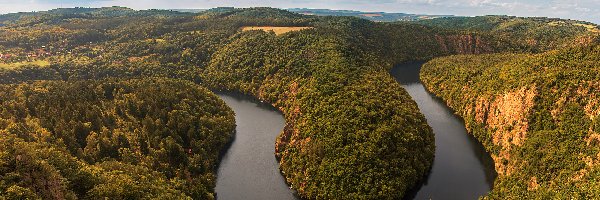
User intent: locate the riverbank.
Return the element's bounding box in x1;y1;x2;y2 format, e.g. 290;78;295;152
391;62;496;199
215;92;298;200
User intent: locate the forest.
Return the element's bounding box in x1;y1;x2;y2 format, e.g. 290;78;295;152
0;6;598;199
0;79;235;199
1;7;437;199
421;44;600;198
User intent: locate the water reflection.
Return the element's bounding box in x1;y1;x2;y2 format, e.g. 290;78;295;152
215;92;298;200
391;62;496;200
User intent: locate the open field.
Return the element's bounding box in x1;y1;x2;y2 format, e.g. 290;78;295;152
549;21;599;33
0;60;50;69
575;23;600;33
241;26;313;35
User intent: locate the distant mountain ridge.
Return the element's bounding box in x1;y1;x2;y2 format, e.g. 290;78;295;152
165;7;453;22
287;8;454;22
0;6;598;199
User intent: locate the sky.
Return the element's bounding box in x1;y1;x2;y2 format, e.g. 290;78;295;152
0;0;598;23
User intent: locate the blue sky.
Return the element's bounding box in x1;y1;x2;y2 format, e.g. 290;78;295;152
0;0;598;23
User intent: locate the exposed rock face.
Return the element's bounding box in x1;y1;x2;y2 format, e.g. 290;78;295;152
470;86;537;175
486;86;536;175
528;176;539;191
436;34;495;55
581;81;600;120
273;81;301;161
465;81;600;182
420;45;600;198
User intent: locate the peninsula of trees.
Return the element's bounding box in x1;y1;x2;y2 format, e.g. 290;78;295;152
0;6;598;199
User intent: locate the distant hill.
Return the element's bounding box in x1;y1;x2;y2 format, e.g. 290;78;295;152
0;7;192;26
416;15;599;32
0;6;598;199
167;8;207;13
287;8;454;22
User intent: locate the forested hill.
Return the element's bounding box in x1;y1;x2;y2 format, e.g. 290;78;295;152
0;7;437;199
413;15;599;52
286;8;453;22
421;43;600;198
0;79;235;199
0;7;193;26
0;6;598;199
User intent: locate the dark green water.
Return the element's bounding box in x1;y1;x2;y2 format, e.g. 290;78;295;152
391;62;496;200
215;93;298;200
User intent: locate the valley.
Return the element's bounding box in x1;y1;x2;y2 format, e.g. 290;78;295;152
0;6;598;199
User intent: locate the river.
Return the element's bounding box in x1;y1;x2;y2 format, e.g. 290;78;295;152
391;62;496;200
214;61;496;199
215;93;298;200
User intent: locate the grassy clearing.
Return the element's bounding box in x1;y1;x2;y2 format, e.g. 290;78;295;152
360;14;383;17
548;22;600;33
241;26;313;35
145;38;166;43
547;21;565;26
575;23;600;33
0;60;50;69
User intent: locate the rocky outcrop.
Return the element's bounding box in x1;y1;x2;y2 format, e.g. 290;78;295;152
472;86;537;175
273;81;301;161
436;34;495;55
420;44;600;198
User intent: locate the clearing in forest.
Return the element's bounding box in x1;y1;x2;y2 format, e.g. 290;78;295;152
241;26;313;35
574;23;600;33
0;60;50;69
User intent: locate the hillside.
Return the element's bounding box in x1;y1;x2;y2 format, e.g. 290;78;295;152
421;43;600;198
0;6;598;199
286;8;452;22
0;79;235;199
0;7;436;199
414;15;599;52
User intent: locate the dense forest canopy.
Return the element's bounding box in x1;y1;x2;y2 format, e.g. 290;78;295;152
0;79;235;199
0;6;598;199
